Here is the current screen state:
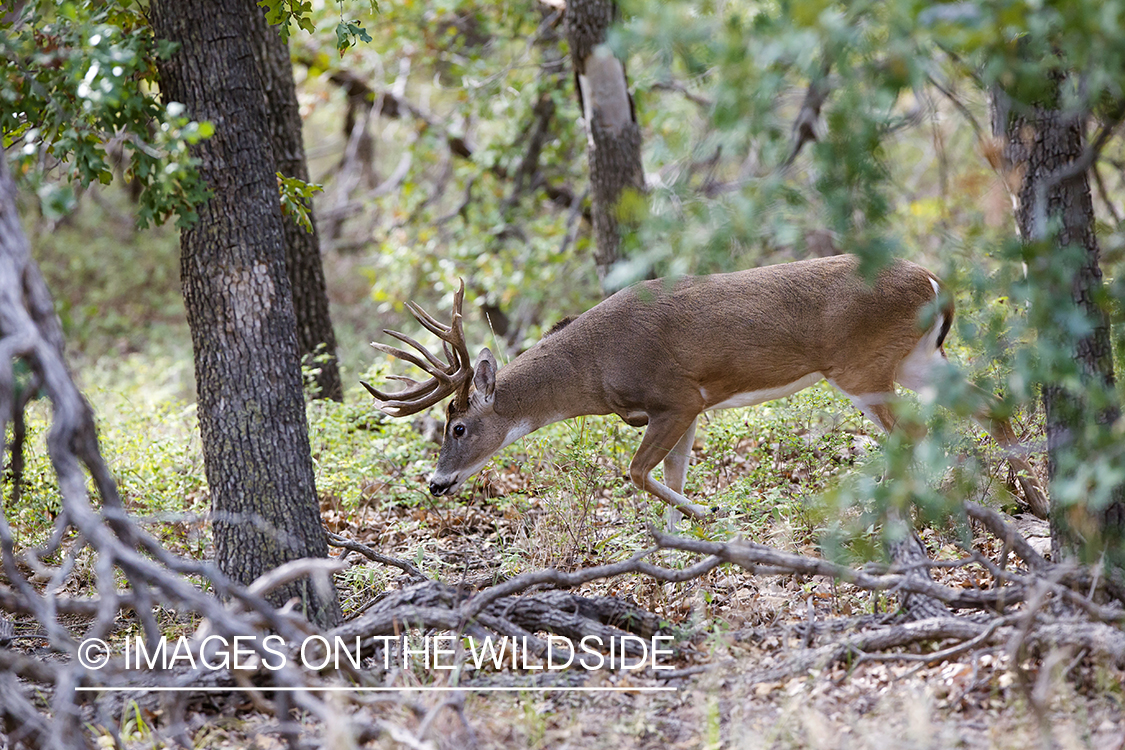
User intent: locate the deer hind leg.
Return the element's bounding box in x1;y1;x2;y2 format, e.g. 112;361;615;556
896;347;1049;519
965;383;1049;519
629;412;711;521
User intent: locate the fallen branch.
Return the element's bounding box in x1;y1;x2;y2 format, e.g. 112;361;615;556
327;531;428;581
767;615;1125;684
650;525;1125;624
332;577;670;662
650;529;1012;611
963;501;1049;571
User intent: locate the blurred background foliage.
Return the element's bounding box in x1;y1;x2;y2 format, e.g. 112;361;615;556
4;0;1125;562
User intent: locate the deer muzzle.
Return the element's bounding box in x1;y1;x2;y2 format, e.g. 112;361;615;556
428;476;458;496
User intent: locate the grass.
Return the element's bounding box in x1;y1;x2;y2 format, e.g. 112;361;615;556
7;362;1017;575
26;190;185;360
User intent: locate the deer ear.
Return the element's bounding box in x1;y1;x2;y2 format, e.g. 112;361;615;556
473;348;496;405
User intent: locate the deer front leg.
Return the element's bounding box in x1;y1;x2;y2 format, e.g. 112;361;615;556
630;412;711;521
661;416;698;528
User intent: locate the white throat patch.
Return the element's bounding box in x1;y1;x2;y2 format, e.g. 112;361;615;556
501;420;535;450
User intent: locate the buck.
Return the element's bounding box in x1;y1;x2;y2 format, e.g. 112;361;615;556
363;255;1047;521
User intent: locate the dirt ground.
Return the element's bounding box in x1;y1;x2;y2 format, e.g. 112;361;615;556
295;467;1125;750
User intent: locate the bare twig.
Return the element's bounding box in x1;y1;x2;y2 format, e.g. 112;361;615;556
963;501;1049;571
327;531;428;581
783;62;832;168
651;79;714;108
1091;161;1122;223
927;73;986;141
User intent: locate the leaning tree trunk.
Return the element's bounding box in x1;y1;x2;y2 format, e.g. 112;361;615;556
994;93;1125;563
150;0;341;628
566;0;645;291
245;0;343;402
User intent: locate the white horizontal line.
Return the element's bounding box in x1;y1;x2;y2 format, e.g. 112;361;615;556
75;685;676;693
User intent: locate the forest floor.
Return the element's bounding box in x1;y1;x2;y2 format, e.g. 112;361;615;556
302;446;1125;750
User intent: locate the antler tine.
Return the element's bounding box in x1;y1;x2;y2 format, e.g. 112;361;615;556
387;374;426;384
403;279;467;337
368;342;459;402
360;380;452;416
360;376;440;403
405;301;453;338
365;279;475;416
408;280;471;384
369;342;455;381
445;281;472;386
383;329;453;372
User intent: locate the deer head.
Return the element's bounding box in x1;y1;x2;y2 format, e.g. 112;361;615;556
362;282;517;496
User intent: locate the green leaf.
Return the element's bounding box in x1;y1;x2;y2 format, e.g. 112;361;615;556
277;172;323;233
335;20;372;55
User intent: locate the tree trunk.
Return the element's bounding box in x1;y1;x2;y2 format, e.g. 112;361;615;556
995;94;1125;562
566;0;645;291
150;0;341;628
244;0;343;402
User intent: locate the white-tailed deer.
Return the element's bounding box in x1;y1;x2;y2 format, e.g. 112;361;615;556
363;255;1048;520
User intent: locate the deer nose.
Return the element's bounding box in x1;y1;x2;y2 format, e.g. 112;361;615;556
429;478;453;496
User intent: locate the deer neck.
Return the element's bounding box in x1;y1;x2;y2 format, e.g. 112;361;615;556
491;339;608;433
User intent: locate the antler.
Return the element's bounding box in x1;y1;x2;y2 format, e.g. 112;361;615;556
362;280;474;417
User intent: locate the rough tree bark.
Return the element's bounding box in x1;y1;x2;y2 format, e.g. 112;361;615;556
244;0;343;402
150;0;341;628
994;91;1125;562
566;0;645;290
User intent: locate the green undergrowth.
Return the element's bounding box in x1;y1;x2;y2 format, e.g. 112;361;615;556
4;369;1007;572
307;381;896;557
26;189;185;359
4;321;1038;590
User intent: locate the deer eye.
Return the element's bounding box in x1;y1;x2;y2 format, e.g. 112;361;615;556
452;424;466;437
